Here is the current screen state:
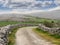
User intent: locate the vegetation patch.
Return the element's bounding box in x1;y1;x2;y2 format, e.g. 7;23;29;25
8;27;19;45
0;21;20;27
0;17;59;45
33;28;60;45
0;18;58;27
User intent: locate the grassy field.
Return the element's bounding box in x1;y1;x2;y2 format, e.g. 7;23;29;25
0;17;59;45
33;28;60;45
0;21;20;27
0;18;58;27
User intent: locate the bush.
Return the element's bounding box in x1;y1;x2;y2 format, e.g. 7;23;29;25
43;20;54;28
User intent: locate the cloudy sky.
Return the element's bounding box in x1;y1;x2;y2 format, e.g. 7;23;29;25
0;0;60;13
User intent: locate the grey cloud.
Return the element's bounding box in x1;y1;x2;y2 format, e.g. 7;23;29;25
0;0;59;10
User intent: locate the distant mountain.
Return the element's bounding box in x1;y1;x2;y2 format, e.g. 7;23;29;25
29;7;60;19
0;6;60;20
0;0;60;20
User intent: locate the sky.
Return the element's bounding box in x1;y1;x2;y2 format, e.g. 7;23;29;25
0;0;60;13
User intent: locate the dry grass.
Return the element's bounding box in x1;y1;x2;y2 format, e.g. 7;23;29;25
33;28;60;45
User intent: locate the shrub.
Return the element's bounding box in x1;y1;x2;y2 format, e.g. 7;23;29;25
43;20;54;28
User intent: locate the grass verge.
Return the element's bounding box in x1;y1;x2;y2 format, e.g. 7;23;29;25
8;27;19;45
33;28;60;45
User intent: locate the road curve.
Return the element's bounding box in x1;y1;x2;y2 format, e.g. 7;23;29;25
15;27;55;45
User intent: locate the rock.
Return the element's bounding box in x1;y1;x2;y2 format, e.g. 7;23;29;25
0;24;17;45
38;24;60;35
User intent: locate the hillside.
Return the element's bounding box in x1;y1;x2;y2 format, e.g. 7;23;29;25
29;9;60;19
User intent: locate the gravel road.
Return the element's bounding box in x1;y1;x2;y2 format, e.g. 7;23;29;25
15;27;55;45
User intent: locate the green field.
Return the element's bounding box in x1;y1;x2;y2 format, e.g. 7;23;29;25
0;17;58;27
0;21;20;27
0;17;60;45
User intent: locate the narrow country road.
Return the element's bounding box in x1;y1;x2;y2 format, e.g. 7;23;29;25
15;27;55;45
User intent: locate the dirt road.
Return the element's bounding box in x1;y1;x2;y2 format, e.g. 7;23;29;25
15;27;55;45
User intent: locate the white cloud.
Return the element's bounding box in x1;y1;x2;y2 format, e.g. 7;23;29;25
48;6;60;11
0;0;5;4
0;0;60;12
3;0;9;7
40;1;52;7
0;6;60;14
11;0;35;2
54;0;60;5
0;9;46;14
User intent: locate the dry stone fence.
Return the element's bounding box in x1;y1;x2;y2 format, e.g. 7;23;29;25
0;25;16;45
0;24;37;45
0;23;60;45
38;24;60;35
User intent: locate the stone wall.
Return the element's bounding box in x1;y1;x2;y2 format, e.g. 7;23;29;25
0;24;37;45
14;24;38;27
38;24;60;35
0;25;17;45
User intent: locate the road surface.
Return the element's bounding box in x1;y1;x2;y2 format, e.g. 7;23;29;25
15;27;55;45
